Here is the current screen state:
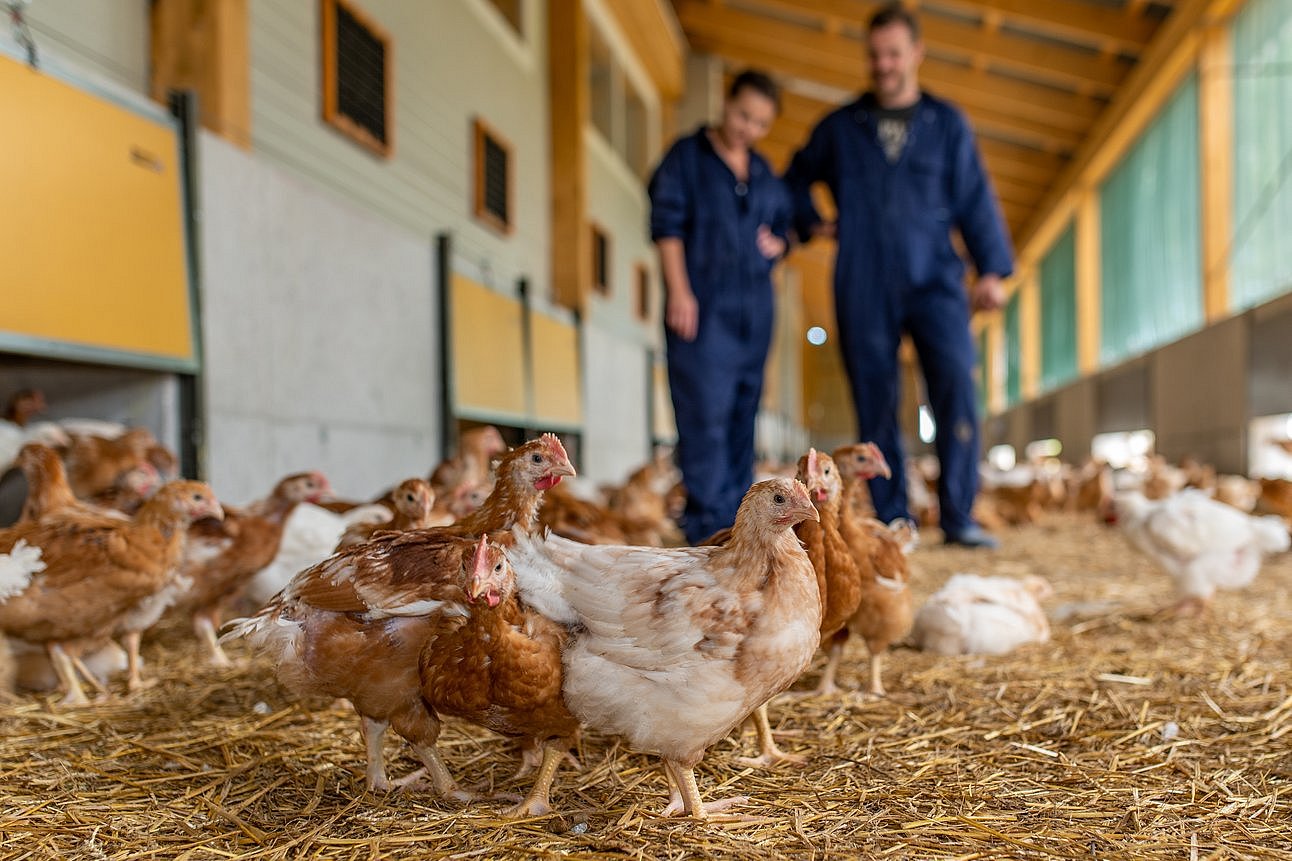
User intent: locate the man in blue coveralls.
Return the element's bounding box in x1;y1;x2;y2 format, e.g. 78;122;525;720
784;3;1014;548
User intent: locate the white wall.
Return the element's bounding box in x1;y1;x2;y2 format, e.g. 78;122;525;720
23;0;149;93
249;0;550;298
198;132;437;504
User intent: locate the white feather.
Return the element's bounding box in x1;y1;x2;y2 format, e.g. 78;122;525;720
0;540;46;602
912;573;1050;656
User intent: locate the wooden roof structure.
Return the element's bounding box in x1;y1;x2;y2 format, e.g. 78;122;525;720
671;0;1178;246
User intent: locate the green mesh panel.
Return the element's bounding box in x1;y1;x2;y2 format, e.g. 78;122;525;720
1004;293;1021;407
1231;0;1292;309
1039;223;1078;391
1100;74;1202;365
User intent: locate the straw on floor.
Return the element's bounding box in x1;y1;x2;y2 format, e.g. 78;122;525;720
1;513;1289;860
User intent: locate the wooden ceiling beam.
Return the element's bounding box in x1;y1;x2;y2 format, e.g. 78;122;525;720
698;0;1127;94
604;0;687;99
922;0;1158;56
684;28;1083;152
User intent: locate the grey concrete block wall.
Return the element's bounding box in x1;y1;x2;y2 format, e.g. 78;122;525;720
198;133;438;504
1152;315;1248;474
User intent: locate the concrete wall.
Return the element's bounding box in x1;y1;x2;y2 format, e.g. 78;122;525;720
198;132;437;504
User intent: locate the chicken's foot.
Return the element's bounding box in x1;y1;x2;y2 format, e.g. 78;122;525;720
405;744;476;803
121;631;155;693
504;743;565;818
68;653;110;699
195;612;232;667
660;759;748;820
361;716;391;791
734;703;806;768
47;643;89;706
867;649;887;697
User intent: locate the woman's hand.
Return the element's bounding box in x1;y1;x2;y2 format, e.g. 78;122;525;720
666;286;700;341
756;225;787;260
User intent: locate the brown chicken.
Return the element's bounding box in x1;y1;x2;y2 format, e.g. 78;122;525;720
430;424;507;496
14;442;113;524
223;435;577;806
506;478;821;819
798;448;863;695
0;480;222;703
832;446;913;696
176;471;332;665
539;483;629;545
226;531;507;797
336;478;436;549
1257;477;1292;523
832;442;887;522
63;428;158;498
85;464;162;516
418;536;578;816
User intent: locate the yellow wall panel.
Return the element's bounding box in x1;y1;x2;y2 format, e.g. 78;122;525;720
528;312;582;428
451;274;526;421
0;54;193;365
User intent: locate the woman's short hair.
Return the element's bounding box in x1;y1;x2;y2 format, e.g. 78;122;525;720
727;69;781;113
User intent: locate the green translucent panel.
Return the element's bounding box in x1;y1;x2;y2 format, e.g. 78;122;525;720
1004;293;1021;407
1100;74;1202;365
1039;223;1077;391
1231;0;1292;309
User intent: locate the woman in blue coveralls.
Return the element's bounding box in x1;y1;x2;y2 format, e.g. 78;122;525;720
648;70;793;545
783;3;1014;548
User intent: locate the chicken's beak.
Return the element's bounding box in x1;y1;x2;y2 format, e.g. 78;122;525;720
792;487;819;523
868;446;893;480
205;501;226;521
552;460;577;479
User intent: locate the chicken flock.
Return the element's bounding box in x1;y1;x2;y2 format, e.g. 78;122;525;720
1;408;1290;821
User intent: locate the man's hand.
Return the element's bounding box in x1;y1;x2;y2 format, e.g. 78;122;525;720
666;287;700;342
971;274;1006;313
756;225;787;260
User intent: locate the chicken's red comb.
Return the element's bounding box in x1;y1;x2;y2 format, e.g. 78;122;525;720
540;432;567;460
472;535;490;570
807;447;819;476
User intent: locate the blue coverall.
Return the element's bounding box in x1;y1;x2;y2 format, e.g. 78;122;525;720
649;127;792;544
783;93;1014;538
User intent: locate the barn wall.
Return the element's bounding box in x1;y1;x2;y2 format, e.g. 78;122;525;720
249;0;551;299
23;0;150;93
197;132;437;504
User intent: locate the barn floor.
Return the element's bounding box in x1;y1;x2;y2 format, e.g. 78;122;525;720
2;514;1290;860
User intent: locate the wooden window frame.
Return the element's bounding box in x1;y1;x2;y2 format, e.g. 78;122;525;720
634;261;651;321
320;0;394;159
590;222;611;296
473;117;514;235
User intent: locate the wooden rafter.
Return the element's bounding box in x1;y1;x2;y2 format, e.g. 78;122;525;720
923;0;1158;56
680;10;1086;153
695;0;1129;94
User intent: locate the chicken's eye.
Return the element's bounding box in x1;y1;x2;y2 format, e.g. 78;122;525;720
773;493;785;504
191;492;203;501
824;467;832;475
494;563;503;572
531;453;543;463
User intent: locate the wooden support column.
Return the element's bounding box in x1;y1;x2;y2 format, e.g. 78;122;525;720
1075;190;1101;374
150;0;250;149
986;315;1005;415
1019;271;1041;399
548;1;590;311
1199;24;1234;322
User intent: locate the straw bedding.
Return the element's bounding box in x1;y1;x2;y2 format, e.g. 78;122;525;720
1;514;1289;860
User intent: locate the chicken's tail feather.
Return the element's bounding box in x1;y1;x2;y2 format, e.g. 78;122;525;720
506;527;580;625
0;539;46;602
1253;516;1291;554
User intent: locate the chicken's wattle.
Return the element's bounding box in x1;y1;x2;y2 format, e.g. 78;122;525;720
534;474;563;491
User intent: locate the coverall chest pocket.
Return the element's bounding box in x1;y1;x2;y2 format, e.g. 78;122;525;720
908;156;951;216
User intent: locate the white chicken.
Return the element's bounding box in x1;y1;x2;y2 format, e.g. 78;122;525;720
242;502;389;607
1115;489;1290;614
506;478;820;819
911;574;1051;656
